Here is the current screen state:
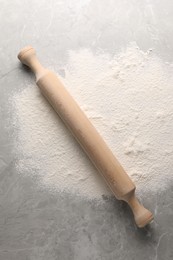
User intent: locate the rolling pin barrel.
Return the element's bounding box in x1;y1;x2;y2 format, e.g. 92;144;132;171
18;46;153;227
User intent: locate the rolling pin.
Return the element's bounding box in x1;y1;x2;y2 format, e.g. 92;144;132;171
18;46;153;228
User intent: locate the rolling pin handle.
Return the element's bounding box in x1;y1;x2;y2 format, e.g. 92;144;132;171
18;46;47;81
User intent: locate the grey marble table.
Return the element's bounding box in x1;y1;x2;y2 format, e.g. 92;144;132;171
0;0;173;259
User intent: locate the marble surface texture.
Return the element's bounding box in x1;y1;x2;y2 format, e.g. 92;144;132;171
0;0;173;259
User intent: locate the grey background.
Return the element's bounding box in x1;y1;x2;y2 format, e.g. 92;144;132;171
0;0;173;259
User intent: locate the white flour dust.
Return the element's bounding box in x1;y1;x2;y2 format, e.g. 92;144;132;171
11;44;173;198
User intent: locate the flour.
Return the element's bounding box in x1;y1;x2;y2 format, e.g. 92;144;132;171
11;43;173;198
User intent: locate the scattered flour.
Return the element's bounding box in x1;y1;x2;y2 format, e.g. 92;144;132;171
11;43;173;198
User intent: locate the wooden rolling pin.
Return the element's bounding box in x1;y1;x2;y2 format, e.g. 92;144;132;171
18;46;153;228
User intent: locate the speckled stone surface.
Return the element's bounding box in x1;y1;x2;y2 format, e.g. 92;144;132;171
0;1;173;259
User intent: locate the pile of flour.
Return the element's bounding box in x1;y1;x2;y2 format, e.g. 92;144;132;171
11;44;173;198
